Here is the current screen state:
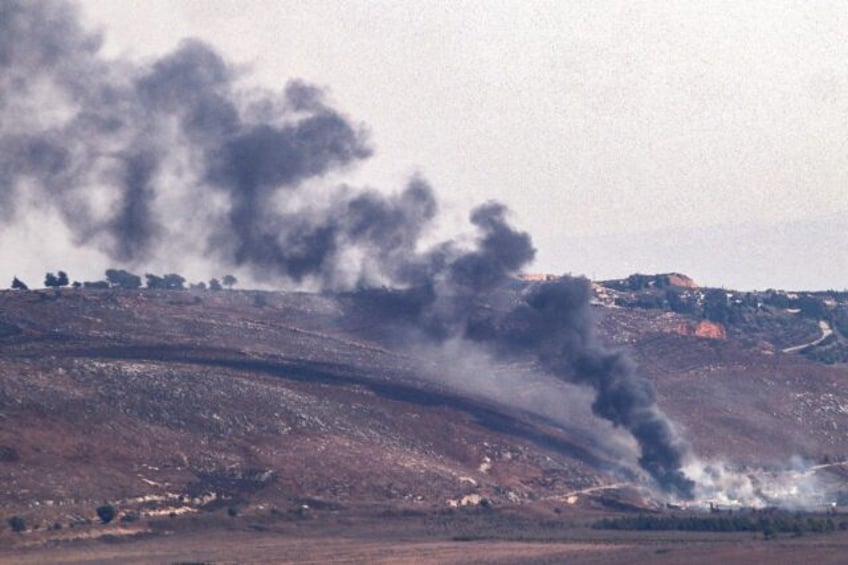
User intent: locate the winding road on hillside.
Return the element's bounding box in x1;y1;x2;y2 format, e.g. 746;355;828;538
782;320;833;353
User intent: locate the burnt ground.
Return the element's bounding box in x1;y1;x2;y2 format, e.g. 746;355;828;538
1;286;848;561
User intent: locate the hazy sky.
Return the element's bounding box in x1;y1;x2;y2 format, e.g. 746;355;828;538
11;1;848;290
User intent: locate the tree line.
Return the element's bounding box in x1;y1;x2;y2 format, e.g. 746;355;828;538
9;270;238;291
593;512;847;538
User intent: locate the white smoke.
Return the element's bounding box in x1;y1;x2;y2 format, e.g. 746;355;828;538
409;337;643;475
682;456;838;510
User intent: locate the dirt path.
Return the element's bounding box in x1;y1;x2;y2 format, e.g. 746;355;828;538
543;482;629;505
782;320;832;353
809;460;848;472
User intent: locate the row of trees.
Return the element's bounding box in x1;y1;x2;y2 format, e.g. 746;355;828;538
6;504;117;534
10;270;238;291
593;513;847;537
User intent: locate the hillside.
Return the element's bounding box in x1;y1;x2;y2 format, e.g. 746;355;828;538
597;272;848;359
2;281;848;560
0;288;621;528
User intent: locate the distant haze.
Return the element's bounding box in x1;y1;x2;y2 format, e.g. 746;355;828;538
3;0;847;290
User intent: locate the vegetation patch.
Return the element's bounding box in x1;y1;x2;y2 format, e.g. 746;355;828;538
593;512;848;538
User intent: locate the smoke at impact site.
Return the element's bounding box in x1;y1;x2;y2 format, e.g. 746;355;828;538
0;0;704;497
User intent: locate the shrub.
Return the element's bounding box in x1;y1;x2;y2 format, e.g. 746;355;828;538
96;504;117;524
8;516;25;532
45;271;69;288
163;273;186;290
105;269;142;289
146;273;186;290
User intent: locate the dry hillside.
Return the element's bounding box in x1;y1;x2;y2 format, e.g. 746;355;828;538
1;284;848;559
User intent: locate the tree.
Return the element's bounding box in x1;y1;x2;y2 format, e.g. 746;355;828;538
8;516;25;532
44;271;69;288
11;277;28;290
145;274;165;289
222;274;237;289
96;504;116;524
163;273;185;290
703;289;730;324
626;273;652;291
797;295;827;319
666;289;697;315
105;269;142;290
208;278;222;291
147;273;185;290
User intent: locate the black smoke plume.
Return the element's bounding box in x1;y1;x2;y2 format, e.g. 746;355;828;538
1;0;694;497
0;0;524;290
492;280;694;497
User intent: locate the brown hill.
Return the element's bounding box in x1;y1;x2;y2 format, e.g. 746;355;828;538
1;286;848;554
593;306;848;463
0;289;617;531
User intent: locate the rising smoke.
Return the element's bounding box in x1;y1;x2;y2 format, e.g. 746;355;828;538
1;0;695;497
492;280;694;497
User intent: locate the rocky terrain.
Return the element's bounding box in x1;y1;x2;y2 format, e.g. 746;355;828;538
1;278;848;562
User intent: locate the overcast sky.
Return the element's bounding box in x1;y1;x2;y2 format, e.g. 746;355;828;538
11;1;848;290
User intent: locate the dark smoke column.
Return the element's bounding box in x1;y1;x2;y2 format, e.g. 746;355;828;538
397;201;694;497
496;278;695;498
1;0;695;496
